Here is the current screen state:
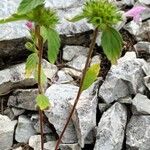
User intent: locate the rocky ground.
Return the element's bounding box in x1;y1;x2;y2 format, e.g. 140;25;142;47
0;0;150;150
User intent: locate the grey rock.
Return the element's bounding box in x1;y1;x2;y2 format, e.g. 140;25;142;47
0;0;92;41
15;115;36;143
29;135;41;150
56;70;74;84
124;21;141;37
99;103;109;113
4;108;15;120
13;146;23;150
138;0;150;5
8;89;38;111
67;55;87;71
0;60;57;96
44;141;56;150
118;96;132;104
132;93;150;114
122;0;135;5
31;114;52;134
69;82;99;147
126;115;150;150
124;20;150;41
91;55;101;66
11;107;25;117
99;52;146;104
144;75;150;91
45;84;79;143
59;143;81;150
0;114;17;150
0;63;36;96
134;41;150;55
62;68;82;78
42;59;58;81
63;46;88;61
94;102;127;150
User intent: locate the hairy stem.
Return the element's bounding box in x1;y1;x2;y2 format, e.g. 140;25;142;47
55;27;99;150
35;25;44;150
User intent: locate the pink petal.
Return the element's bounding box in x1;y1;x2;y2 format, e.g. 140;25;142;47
26;21;33;29
125;6;146;17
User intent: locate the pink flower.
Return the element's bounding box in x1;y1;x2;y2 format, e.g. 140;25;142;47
26;21;33;30
124;6;146;22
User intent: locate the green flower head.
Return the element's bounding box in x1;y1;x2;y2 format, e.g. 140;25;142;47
71;0;122;30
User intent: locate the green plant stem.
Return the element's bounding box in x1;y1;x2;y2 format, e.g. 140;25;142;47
35;25;44;150
55;27;99;150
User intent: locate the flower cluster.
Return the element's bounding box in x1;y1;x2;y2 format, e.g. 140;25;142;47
82;0;122;29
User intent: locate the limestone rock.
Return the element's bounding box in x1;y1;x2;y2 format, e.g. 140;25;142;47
94;102;127;150
0;60;57;96
0;63;36;96
0;114;17;150
8;89;38;111
99;52;146;104
91;55;101;66
15;115;36;143
31;114;52;134
29;135;41;150
0;0;92;41
62;68;82;78
69;82;99;147
134;41;150;54
139;0;150;5
124;20;150;41
67;55;87;71
11;107;25;117
45;84;79;143
56;70;74;84
59;143;81;150
126;115;150;150
63;46;88;61
132;93;150;114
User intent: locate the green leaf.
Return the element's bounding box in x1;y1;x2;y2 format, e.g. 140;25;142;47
42;27;60;64
36;94;50;110
68;14;85;22
25;42;36;52
17;0;44;15
25;53;38;78
34;67;47;86
101;26;123;64
0;13;28;24
82;64;100;91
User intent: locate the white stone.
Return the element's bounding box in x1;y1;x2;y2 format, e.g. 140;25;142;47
0;0;93;41
62;68;82;78
126;116;150;150
94;103;127;150
139;0;150;5
69;81;99;147
132;93;150;114
0;114;17;150
56;70;74;84
15;115;36;143
0;60;57;96
8;89;38;111
63;46;88;61
99;52;146;104
67;55;87;71
45;84;79;143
